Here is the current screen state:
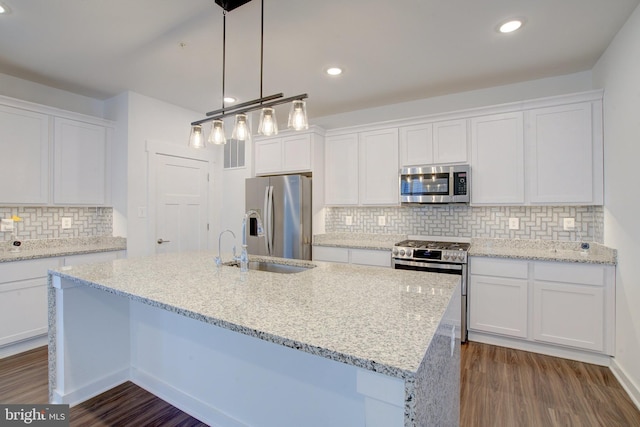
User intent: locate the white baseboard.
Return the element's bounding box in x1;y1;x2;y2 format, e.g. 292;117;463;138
51;368;129;406
0;335;47;359
468;332;612;366
610;358;640;411
130;367;247;427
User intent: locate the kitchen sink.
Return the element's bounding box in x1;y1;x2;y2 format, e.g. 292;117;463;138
224;260;314;274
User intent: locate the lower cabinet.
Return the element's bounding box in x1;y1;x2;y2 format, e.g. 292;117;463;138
313;246;391;268
468;256;615;357
0;250;125;356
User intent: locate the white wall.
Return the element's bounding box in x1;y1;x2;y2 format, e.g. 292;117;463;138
592;3;640;406
0;72;104;118
111;91;215;258
314;71;593;129
104;93;129;238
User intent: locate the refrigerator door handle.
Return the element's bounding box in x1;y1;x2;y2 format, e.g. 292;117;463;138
267;185;274;256
263;186;270;255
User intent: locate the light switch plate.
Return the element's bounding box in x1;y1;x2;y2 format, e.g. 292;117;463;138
563;218;575;230
508;217;519;230
378;216;386;226
0;218;14;232
345;216;352;226
61;217;72;229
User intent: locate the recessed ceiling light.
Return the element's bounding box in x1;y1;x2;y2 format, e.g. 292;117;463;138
326;67;343;76
224;97;237;104
499;19;523;33
0;3;9;14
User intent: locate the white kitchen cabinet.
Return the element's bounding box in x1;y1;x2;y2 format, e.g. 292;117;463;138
532;261;613;353
399;123;433;166
64;250;124;266
359;128;399;205
469;257;528;338
433;119;468;164
313;245;391;267
469;256;615;359
526;101;603;204
470;112;524;204
399;119;467;167
0;250;125;357
0;104;50;204
53;118;109;205
0;258;59;349
254;132;313;175
325;133;359;205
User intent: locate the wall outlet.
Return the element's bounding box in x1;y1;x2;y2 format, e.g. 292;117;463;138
61;217;72;229
508;217;519;230
345;216;353;226
378;216;386;226
563;217;575;230
0;218;14;232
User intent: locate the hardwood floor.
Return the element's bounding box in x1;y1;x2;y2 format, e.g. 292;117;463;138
461;342;640;426
2;343;640;426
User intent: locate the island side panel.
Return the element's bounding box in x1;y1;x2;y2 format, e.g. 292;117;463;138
129;299;407;427
49;275;131;405
413;282;461;426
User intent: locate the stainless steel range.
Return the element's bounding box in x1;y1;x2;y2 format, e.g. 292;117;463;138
392;239;470;342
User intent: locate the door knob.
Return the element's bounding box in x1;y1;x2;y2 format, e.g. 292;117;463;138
157;238;171;244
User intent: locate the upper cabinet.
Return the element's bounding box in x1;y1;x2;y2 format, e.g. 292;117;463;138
254;132;315;176
526;102;603;205
359;128;399;205
54;118;109;205
325;133;359;205
325;128;398;206
0;96;114;206
399;119;467;167
470;92;603;206
0;105;50;204
471;112;525;205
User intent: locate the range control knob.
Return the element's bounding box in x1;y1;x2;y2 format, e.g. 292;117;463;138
399;249;406;256
392;248;398;256
443;254;450;260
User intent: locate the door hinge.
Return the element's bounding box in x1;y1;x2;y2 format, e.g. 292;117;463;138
207;173;210;182
207;223;210;231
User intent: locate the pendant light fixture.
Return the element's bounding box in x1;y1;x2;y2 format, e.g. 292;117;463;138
188;0;308;147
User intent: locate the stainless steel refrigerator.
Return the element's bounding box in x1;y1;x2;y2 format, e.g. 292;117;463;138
245;175;312;260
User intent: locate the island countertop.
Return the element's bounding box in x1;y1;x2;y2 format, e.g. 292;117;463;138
49;252;459;379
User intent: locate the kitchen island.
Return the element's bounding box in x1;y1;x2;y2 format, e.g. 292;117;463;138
48;252;460;427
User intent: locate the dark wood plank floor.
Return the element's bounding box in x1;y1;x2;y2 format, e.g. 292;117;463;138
2;343;640;426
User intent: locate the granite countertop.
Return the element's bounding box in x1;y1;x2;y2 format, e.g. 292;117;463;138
0;236;126;263
313;233;406;250
49;252;459;379
469;238;617;265
313;233;617;265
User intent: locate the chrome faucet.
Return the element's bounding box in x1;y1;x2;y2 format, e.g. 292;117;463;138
241;210;264;272
215;229;237;267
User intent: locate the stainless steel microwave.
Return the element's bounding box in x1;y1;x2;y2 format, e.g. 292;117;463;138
400;164;470;204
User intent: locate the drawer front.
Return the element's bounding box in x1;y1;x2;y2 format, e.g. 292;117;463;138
313;246;350;263
470;257;528;279
0;257;61;284
0;278;48;346
534;261;605;286
350;249;391;267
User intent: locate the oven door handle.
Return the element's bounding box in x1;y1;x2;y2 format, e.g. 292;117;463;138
392;259;464;272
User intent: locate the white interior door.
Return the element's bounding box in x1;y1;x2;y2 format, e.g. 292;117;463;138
154;154;208;254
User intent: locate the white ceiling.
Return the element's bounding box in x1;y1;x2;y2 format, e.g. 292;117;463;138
0;0;638;119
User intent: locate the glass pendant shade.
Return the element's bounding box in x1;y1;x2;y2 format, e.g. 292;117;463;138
188;125;205;149
258;107;278;136
208;120;226;145
288;100;309;131
232;113;251;141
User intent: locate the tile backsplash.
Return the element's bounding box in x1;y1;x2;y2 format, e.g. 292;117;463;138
0;207;113;241
326;205;604;243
